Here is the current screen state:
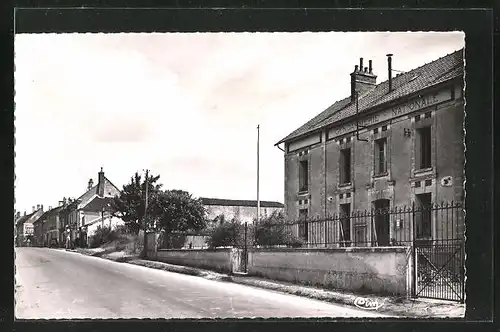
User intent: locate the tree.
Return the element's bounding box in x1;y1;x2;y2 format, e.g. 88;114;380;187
154;190;207;248
205;215;244;248
254;210;303;247
111;171;162;235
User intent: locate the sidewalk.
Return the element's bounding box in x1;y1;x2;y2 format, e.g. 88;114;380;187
69;248;465;318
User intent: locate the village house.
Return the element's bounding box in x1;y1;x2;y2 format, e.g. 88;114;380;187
16;205;44;247
15;211;33;247
275;49;464;246
33;205;64;247
64;167;122;246
200;197;284;223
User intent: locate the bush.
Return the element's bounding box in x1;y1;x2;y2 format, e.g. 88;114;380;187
88;226;119;248
205;215;244;248
254;211;304;248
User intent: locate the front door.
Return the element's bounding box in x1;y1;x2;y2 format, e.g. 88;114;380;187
373;199;390;246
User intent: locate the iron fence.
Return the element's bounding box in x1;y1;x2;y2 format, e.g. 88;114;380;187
252;201;464;248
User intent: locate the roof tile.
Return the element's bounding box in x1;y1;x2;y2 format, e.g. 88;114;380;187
277;48;464;144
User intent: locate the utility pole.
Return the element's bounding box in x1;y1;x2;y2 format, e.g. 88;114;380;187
257;124;260;224
143;169;149;258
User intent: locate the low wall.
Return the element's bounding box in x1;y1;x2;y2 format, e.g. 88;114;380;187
150;248;234;274
247;247;412;296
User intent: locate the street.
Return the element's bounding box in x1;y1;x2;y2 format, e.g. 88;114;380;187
15;248;388;319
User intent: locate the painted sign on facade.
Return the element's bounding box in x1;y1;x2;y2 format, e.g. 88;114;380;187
328;88;453;139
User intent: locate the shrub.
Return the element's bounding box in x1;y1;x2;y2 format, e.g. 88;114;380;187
205;215;244;248
88;226;119;248
254;211;304;248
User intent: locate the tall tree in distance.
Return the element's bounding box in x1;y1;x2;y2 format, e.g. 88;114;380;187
154;190;207;248
111;171;162;234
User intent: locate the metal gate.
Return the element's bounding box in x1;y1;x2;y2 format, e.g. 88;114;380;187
414;240;465;302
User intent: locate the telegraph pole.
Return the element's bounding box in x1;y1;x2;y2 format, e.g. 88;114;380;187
143;169;149;258
257;124;260;224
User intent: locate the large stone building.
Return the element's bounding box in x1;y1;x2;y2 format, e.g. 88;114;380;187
275;49;464;245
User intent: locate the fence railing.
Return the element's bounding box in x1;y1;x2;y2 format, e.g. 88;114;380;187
153;201;464;250
251;201;464;248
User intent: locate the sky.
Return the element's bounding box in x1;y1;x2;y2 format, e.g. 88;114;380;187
14;31;465;215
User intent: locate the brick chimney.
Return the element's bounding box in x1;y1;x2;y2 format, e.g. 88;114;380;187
97;167;105;197
350;57;377;102
88;178;94;191
16;211;21;219
32;206;35;213
24;211;26;216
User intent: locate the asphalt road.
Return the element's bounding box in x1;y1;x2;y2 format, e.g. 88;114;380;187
15;247;388;319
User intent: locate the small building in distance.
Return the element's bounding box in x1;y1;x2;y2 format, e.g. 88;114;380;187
200;197;284;223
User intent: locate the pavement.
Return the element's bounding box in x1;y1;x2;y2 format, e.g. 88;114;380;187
72;247;465;319
15;247;390;319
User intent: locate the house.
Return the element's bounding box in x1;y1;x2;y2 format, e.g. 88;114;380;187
33;205;64;247
16;205;45;247
200;197;284;224
64;167;121;246
275;49;464;246
15;211;33;247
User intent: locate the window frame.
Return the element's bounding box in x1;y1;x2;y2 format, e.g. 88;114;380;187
374;137;388;176
417;126;432;170
339;147;352;185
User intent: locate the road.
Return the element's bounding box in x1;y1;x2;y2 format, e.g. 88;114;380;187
15;248;388;319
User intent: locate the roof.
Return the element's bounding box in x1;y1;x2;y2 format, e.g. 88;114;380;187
81;196;114;212
16;212;34;227
25;209;45;225
33;206;64;224
76;176;120;209
200;197;284;208
277;48;464;145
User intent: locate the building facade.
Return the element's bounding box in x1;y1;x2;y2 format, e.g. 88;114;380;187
65;167;121;247
200;197;284;223
18;205;44;246
276;49;464;246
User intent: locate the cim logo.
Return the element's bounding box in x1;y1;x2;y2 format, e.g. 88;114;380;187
353;297;384;310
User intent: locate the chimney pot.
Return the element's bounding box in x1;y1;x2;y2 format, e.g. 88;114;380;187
354;65;359;72
369;60;373;73
32;206;35;212
387;54;393;92
359;58;363;71
364;67;368;73
24;211;27;216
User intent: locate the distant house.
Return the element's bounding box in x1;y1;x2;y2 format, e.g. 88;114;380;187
33;206;64;247
15;211;33;247
200;197;284;223
17;205;45;247
64;167;121;246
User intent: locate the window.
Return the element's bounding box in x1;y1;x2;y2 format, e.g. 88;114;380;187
298;209;309;241
339;203;351;246
299;160;309;192
374;138;387;175
417;126;432;169
339;148;351;184
415;193;432;239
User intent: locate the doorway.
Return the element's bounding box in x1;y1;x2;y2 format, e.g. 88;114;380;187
372;199;390;246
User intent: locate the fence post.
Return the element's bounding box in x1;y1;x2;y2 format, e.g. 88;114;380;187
244;222;248;272
411;201;417;298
